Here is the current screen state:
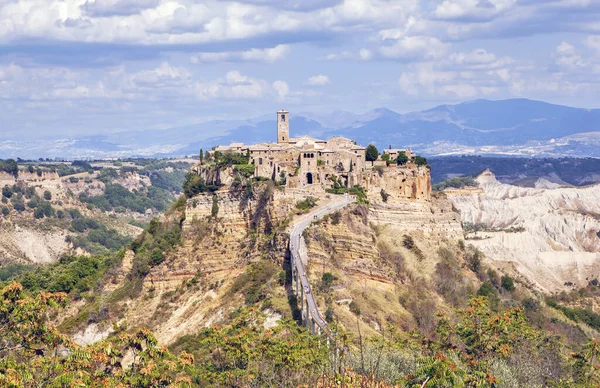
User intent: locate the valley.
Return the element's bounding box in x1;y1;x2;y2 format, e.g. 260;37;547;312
1;150;600;387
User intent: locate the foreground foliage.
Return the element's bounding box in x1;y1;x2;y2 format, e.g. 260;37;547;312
0;283;193;387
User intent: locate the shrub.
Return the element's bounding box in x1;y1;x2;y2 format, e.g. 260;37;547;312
234;164;255;178
43;190;52;200
396;151;409;166
501;275;516;291
2;185;13;199
321;272;334;292
478;282;496;298
12;198;25;212
182;173;220;198
381;153;391;165
33;207;45;219
330;211;341;225
296;197;318;211
414;155;428;166
349;300;361;315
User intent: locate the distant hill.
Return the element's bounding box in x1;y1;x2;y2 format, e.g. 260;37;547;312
1;98;599;159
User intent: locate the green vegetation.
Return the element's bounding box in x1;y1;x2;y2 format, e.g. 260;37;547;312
67;221;132;253
381;153;391;165
233;163;255;178
213;150;249;168
326;178;368;204
0;264;32;282
462;222;526;233
501;275;516;291
9;253;122;295
321;272;334;292
79;183;170;213
0;159;18;177
169;308;328;387
130;216;182;280
396;151;409;166
296;196;318;211
414;155;428;166
432;176;478;191
228;261;278;305
547;298;600;332
0;283;192;387
182;173;220;198
365;144;379;162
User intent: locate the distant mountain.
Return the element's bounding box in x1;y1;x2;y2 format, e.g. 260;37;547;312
1;98;599;159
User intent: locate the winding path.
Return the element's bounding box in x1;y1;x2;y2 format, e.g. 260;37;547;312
289;194;355;337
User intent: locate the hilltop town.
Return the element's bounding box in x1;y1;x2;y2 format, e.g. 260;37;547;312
194;109;432;201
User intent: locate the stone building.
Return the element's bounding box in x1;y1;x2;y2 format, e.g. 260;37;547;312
206;110;431;200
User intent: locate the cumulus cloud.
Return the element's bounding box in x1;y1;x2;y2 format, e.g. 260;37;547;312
379;36;448;61
433;0;511;22
554;41;588;71
307;75;330;85
81;0;161;17
190;45;290;64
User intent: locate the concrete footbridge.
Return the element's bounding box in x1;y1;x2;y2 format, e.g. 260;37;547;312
289;194;355;340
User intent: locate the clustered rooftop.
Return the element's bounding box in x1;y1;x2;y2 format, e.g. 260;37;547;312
208;110;429;200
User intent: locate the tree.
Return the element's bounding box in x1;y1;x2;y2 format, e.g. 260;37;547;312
0;159;18;177
414;155;428;166
199;149;204;164
396;151;409;166
0;283;193;386
43;190;52;201
365;144;379;162
381;153;391;166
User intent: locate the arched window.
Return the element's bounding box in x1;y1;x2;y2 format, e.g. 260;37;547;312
281;114;286;122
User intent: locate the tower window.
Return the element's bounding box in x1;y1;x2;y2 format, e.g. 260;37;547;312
281;114;285;122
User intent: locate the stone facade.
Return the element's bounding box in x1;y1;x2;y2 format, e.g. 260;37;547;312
206;110;431;201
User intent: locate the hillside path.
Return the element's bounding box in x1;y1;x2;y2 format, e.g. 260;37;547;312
289;194;355;331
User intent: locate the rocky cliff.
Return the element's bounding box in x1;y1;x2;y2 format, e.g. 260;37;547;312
448;170;600;292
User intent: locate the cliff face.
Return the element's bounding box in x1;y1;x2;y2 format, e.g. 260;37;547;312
356;165;432;201
448;171;600;292
301;195;467;338
97;183;305;345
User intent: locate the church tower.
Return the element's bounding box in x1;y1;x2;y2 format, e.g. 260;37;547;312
277;109;289;143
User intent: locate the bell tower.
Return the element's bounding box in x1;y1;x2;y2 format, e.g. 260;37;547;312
277;109;289;143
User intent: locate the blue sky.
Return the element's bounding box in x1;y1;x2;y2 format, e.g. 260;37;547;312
1;0;600;139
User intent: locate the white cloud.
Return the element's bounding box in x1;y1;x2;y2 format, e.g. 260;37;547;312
307;75;330;85
379;36;448;61
272;80;289;100
359;48;373;60
554;41;588;70
195;70;278;101
433;0;514;22
190;45;290;64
